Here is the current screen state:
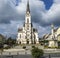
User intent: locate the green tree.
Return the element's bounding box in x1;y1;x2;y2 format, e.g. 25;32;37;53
0;34;6;49
6;37;16;46
0;34;6;44
31;47;44;58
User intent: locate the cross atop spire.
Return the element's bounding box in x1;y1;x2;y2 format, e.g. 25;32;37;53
26;0;30;13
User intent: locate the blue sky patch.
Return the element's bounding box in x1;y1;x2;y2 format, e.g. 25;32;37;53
16;0;21;6
41;0;53;10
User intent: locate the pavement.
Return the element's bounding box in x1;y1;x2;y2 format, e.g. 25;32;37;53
0;55;32;58
0;55;60;58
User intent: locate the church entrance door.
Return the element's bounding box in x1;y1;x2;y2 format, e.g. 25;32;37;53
27;40;29;44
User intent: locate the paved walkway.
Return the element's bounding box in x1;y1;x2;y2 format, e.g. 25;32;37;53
0;55;60;58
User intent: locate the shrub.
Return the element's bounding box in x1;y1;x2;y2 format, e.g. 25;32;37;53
0;48;3;52
4;45;11;49
31;47;44;58
32;45;35;48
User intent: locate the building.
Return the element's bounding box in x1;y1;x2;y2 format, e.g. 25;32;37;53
43;24;58;48
16;0;39;44
55;28;60;41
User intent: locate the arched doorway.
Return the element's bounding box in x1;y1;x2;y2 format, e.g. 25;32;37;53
27;39;29;44
27;40;29;44
20;41;21;44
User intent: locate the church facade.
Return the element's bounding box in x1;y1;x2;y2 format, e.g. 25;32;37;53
16;1;39;44
43;24;58;48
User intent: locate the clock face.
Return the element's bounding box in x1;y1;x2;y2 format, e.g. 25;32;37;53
26;12;30;16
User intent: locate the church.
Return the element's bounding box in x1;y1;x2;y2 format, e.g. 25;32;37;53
16;1;39;44
43;24;58;48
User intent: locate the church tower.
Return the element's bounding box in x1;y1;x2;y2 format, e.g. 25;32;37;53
25;0;32;30
51;24;55;39
24;0;32;44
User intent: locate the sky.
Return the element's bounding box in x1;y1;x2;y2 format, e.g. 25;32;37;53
0;0;60;38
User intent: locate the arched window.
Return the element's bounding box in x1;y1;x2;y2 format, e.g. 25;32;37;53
27;18;29;23
26;23;29;30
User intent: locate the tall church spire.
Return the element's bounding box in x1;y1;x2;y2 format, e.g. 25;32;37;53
25;0;31;24
26;0;30;13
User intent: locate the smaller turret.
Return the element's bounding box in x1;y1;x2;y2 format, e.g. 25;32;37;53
51;24;55;40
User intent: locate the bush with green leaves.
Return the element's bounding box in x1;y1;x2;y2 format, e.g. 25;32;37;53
31;47;44;58
4;45;11;49
32;45;35;48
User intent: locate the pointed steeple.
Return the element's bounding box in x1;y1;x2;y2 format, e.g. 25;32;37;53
26;0;30;13
51;23;55;40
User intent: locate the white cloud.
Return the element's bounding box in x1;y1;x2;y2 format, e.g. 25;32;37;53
42;0;60;23
54;0;60;3
0;20;23;37
15;2;26;13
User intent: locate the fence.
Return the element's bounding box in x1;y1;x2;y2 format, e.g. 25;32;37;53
0;50;31;55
